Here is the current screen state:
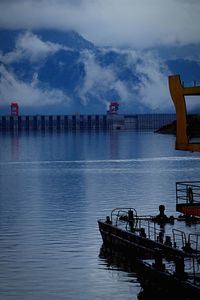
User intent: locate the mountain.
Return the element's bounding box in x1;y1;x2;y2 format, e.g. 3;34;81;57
0;29;200;115
166;59;200;85
0;29;94;53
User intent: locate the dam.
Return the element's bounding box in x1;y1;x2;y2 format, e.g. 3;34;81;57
0;113;175;131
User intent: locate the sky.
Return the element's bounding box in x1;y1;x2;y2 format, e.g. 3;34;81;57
0;0;200;49
0;0;200;114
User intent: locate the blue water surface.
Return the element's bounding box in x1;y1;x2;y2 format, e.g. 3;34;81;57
0;130;199;300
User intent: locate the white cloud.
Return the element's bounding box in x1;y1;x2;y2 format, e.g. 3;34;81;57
0;0;199;48
135;52;172;111
78;49;174;112
0;64;71;107
78;51;117;106
0;31;64;64
16;31;62;61
78;50;138;108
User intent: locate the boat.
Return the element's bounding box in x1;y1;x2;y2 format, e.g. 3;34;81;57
98;204;200;299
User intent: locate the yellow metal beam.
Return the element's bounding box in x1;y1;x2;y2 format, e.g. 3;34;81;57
168;74;200;152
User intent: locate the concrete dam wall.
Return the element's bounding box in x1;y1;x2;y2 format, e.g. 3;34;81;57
0;114;175;131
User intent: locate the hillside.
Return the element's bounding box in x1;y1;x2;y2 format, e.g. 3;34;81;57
0;29;200;115
155;115;200;137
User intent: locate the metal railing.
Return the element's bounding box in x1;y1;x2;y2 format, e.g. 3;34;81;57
176;181;200;205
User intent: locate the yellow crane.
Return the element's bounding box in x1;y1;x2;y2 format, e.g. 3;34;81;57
168;74;200;152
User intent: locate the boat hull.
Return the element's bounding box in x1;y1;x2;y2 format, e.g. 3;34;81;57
98;220;187;260
99;242;200;300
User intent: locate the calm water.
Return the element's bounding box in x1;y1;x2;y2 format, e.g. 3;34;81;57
0;130;200;300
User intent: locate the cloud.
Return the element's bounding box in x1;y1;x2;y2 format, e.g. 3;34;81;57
135;52;172;111
78;50;117;106
0;0;199;48
0;64;71;107
0;31;72;110
0;31;64;64
78;50;139;109
78;49;174;112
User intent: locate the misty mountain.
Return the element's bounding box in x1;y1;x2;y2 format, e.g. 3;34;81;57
0;29;200;115
0;29;94;53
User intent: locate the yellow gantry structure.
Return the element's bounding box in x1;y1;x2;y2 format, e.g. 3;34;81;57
168;74;200;152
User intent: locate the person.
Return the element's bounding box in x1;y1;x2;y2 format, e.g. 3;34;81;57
140;228;146;238
153;204;174;224
106;216;112;224
187;187;193;203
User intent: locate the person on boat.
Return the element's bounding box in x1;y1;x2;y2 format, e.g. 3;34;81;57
152;204;174;224
187;186;193;203
106;216;112;224
139;228;147;238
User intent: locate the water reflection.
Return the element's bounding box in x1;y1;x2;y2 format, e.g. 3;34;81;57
99;244;198;300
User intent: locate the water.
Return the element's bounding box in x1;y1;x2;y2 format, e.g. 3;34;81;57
0;130;199;300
